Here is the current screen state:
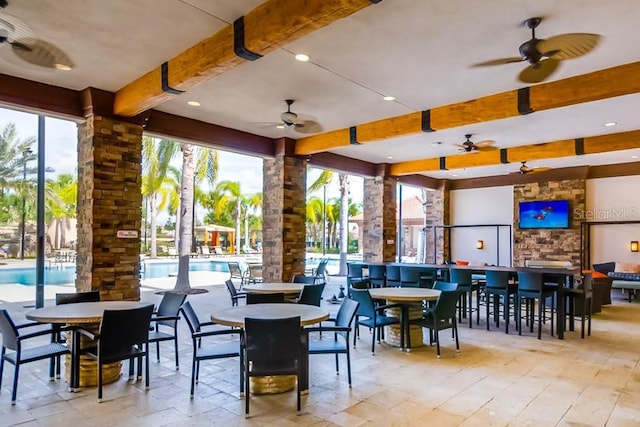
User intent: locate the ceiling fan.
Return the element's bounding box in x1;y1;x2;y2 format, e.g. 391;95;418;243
512;161;552;174
472;17;601;83
0;1;73;70
456;134;496;153
278;99;322;134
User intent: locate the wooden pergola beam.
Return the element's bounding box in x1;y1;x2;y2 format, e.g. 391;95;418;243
114;0;379;117
390;129;640;175
295;61;640;155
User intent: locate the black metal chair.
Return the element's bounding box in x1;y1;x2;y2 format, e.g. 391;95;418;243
244;316;303;417
227;261;245;287
565;272;593;338
411;283;460;358
225;279;247;306
292;274;316;284
76;304;155;402
516;270;557;339
313;259;329;286
368;264;386;288
0;309;70;405
148;293;186;370
349;288;400;354
53;290;101;377
450;268;481;328
385;264;402;287
484;270;517;333
180;301;243;398
298;283;326;306
246;292;285;304
305;298;359;386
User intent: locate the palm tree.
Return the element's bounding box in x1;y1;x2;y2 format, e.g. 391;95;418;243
242;192;262;252
307;168;334;255
46;174;77;249
174;143;196;293
192;146;218;250
305;196;324;248
0;123;36;193
212;180;243;254
338;173;349;275
141;136;179;258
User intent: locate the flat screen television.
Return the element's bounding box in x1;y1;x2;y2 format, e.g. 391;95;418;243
518;200;570;229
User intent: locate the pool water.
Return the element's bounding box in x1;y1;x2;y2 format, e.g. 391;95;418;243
0;256;346;285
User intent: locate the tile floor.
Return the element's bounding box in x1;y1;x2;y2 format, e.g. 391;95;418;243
1;280;640;426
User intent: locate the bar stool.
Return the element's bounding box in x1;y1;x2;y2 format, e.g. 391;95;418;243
450;268;480;328
484;270;516;333
516;270;557;339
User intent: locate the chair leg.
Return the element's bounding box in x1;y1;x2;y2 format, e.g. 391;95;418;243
296;374;301;412
245;366;250;416
505;295;510;334
174;335;180;370
468;290;473;328
145;348;150;391
156;341;160;362
454;320;460;353
98;361;103;402
587;297;592;337
190;357;197;398
485;293;491;331
435;328;441;358
346;347;352;387
476;287;481;326
537;298;543;340
11;363;19;405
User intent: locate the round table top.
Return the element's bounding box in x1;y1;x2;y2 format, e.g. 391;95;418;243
242;282;304;294
26;301;151;324
211;303;329;328
369;287;441;302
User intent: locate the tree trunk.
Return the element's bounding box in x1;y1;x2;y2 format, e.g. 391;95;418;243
175;144;194;292
235;197;241;255
338;174;349;275
150;193;158;258
244;211;249;252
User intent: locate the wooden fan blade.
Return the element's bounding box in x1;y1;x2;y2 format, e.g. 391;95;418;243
12;38;73;69
537;33;601;60
294;120;323;134
474;139;496;147
529;166;552;173
518;58;559;83
471;57;524;67
476;145;498;152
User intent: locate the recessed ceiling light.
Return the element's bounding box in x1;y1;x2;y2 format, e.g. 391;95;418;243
187;101;201;107
295;53;310;62
276;125;285;129
452;174;458;177
431;141;442;146
604;121;617;127
632;155;639;159
383;96;395;101
386;156;393;160
54;63;72;71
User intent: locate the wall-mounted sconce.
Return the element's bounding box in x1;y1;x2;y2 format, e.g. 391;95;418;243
476;240;484;250
631;241;639;252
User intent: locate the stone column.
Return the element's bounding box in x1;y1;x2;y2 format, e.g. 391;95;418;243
363;172;397;263
262;139;306;282
424;181;450;264
76;115;143;300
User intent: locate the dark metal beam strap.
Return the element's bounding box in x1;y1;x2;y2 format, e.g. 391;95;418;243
575;138;585;155
161;62;184;95
349;126;361;145
233;16;263;61
421;109;435;132
369;0;383;3
439;157;447;170
500;148;509;164
517;87;534;115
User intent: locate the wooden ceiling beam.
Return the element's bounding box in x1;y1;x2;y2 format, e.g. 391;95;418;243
390;129;640;175
295;61;640;155
114;0;378;117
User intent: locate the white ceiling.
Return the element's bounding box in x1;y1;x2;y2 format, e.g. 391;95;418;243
0;0;638;179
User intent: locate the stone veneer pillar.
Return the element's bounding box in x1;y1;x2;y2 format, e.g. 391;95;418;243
424;182;450;264
76;115;143;300
513;179;585;266
262;139;306;282
363;177;397;262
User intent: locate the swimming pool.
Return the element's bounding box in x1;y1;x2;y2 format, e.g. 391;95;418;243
0;255;347;285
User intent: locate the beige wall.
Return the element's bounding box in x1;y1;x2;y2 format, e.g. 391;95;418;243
586;176;640;266
450;186;513;266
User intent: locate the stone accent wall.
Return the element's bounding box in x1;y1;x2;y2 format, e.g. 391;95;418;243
363;177;396;262
425;183;450;264
262;156;306;282
77;116;143;301
513;179;585;266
